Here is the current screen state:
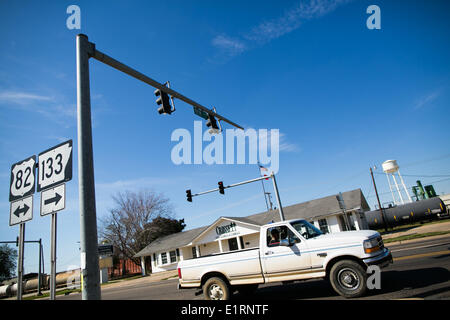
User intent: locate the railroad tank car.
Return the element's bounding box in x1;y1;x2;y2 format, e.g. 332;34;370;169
364;197;446;229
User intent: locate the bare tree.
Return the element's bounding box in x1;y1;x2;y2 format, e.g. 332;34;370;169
99;190;184;267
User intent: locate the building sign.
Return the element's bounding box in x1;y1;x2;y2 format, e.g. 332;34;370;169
215;222;237;236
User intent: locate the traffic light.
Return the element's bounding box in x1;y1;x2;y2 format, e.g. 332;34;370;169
186;189;192;202
218;181;225;194
206;114;220;134
154;88;172;115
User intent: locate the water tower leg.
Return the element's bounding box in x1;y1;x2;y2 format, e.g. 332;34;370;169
392;174;404;205
386;173;397;205
397;170;412;203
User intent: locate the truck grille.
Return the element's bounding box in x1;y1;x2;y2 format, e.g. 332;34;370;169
377;237;384;249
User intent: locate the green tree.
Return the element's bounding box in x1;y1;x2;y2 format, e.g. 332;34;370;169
0;244;17;281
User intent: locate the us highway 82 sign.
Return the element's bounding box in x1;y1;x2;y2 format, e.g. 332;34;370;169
9;155;36;202
37;140;73;192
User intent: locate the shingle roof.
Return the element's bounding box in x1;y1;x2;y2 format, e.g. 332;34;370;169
134;226;208;258
134;188;369;257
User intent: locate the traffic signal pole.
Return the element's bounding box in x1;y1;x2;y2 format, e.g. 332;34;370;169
76;34;243;299
189;172;285;221
76;34;101;300
91;48;243;130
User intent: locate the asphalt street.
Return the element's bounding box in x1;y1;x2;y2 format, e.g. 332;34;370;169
55;236;450;300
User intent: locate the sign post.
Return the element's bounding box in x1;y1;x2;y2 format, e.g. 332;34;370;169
37;140;72;300
9;156;36;300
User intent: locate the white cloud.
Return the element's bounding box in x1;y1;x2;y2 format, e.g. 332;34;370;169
0;91;54;105
255;130;299;153
0;89;77;128
414;89;442;109
211;35;247;57
211;0;351;59
96;176;176;193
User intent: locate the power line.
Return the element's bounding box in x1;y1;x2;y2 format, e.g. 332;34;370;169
373;172;450;178
366;177;450;199
401;153;450;168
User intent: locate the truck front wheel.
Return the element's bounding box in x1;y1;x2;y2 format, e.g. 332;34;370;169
329;260;368;298
203;277;230;300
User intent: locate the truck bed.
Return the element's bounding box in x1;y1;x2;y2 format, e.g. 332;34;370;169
178;247;264;287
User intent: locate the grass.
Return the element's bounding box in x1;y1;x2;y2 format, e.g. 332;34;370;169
376;218;450;235
19;274;144;300
383;230;450;244
23;288;81;300
103;274;143;285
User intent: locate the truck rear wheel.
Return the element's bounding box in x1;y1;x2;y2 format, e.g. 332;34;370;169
203;277;230;300
329;260;367;298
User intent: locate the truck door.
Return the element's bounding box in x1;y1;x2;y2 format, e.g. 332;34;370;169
261;225;312;283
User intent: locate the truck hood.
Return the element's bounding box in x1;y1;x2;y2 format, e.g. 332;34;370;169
307;230;380;246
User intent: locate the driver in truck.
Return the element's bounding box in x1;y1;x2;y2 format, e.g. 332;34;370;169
268;228;280;247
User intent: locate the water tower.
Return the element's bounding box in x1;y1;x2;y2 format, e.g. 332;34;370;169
382;160;412;205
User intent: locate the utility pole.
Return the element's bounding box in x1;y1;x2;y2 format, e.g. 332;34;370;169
257;163;269;211
370;167;389;232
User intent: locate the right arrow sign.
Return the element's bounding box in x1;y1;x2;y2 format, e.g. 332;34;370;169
40;183;65;216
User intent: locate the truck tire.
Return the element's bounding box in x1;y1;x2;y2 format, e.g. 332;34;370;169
329;260;367;298
203;277;230;300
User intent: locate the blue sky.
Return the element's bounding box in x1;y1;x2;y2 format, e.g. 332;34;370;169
1;0;449;274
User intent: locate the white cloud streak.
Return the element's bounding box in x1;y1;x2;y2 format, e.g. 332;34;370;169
0;89;77;128
0;91;54;104
414;89;442;110
211;0;351;60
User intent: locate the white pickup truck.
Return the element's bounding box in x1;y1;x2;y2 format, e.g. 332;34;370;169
177;219;392;299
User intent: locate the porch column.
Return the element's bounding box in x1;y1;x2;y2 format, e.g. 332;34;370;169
140;256;146;276
196;246;200;257
218;239;223;253
352;212;360;230
237;237;242;250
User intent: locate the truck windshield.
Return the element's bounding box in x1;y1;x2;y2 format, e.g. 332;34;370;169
290;220;323;239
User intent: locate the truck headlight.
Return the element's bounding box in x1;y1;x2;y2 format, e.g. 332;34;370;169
363;238;381;254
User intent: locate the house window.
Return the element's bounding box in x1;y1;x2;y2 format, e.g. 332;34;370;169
192;247;197;259
318;219;329;234
161;252;167;264
170;250;177;263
